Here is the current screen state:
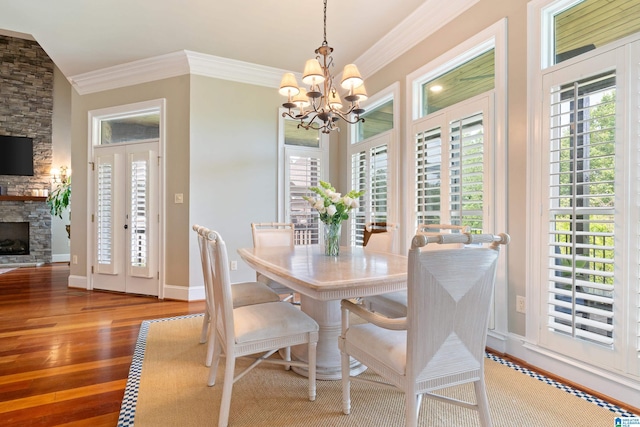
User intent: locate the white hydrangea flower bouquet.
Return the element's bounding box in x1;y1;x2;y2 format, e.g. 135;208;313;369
303;181;364;225
303;181;364;256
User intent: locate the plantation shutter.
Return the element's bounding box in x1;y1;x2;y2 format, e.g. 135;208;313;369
370;144;389;224
351;150;367;246
546;70;616;346
415;125;444;227
96;153;118;275
413;96;490;234
128;151;152;278
286;149;322;245
449;112;485;232
349;141;389;246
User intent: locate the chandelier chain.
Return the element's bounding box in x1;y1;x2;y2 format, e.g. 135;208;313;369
322;0;328;46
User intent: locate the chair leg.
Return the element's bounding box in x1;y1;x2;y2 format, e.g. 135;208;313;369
204;331;217;366
200;310;210;344
341;349;351;415
205;317;216;367
217;355;236;427
405;392;418;427
208;335;222;387
283;346;291;370
474;379;492;427
308;341;317;401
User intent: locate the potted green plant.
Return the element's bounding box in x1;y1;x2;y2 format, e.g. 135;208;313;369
47;175;71;238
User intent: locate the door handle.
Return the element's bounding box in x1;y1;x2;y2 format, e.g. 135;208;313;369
124;224;128;229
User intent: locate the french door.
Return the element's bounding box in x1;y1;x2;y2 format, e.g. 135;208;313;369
92;141;159;296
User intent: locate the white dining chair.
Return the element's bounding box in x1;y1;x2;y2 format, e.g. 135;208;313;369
205;229;319;427
251;222;297;302
339;232;509;427
192;224;280;366
364;223;470;318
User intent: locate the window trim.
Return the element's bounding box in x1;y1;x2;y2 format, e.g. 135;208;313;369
87;98;166;297
527;0;640;404
406;18;508;343
347;82;400;245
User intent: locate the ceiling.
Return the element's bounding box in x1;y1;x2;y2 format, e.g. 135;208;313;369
0;0;427;79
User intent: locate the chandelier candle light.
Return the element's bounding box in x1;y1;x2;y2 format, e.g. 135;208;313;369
303;181;364;256
278;0;368;134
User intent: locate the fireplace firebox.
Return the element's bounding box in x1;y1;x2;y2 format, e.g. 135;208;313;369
0;222;30;256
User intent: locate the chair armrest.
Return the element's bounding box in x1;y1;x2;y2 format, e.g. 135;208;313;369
341;299;407;331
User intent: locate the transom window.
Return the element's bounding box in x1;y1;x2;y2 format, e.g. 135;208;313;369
354;99;394;143
98;109;160;145
544;0;640;67
420;49;494;116
284;120;320;148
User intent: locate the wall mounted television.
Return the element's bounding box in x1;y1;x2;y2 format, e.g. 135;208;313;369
0;135;34;176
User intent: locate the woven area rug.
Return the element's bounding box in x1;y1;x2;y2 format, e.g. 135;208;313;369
118;314;637;427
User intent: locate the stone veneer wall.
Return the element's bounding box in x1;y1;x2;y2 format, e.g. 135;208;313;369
0;35;54;264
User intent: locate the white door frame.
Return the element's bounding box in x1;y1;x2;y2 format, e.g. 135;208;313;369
86;99;166;298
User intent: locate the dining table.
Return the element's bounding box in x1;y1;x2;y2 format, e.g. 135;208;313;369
237;244;407;380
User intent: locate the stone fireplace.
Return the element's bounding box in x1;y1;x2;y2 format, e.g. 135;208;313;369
0;35;54;266
0;222;29;255
0;198;51;265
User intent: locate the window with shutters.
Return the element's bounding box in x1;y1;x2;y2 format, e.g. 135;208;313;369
531;0;640;377
348;87;397;248
280;113;327;245
287;151;322;245
350;141;390;246
407;19;506;339
413;97;490;234
546;72;615;346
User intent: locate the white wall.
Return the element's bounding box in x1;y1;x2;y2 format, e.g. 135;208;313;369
188;75;282;288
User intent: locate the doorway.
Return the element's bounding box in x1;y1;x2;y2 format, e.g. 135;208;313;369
88;100;164;297
92;141;159;295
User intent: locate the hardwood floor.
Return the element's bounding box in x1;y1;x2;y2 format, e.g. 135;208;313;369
0;263;205;426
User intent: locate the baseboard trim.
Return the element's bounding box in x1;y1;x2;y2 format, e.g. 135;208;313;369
162;284;205;301
505;333;640;412
68;275;87;289
52;254;70;263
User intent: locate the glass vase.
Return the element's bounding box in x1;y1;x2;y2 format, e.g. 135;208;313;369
323;222;342;256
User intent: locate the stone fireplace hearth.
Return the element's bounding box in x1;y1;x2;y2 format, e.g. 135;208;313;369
0;197;51;265
0;222;29;255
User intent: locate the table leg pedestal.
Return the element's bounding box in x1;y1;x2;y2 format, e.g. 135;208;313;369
290;296;366;380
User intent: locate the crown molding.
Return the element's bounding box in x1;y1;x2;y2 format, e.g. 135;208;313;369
69;50;288;95
69;51;190;95
354;0;480;79
69;0;477;95
185;51;287;88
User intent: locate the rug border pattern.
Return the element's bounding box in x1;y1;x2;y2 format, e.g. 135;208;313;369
117;314;637;426
117;313;204;427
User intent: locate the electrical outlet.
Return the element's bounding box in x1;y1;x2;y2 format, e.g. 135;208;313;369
72;255;78;265
230;260;237;271
516;295;526;314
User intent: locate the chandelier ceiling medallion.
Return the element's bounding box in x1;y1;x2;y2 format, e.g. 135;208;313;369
278;0;367;134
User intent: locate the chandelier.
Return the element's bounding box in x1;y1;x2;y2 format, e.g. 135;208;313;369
278;0;367;134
